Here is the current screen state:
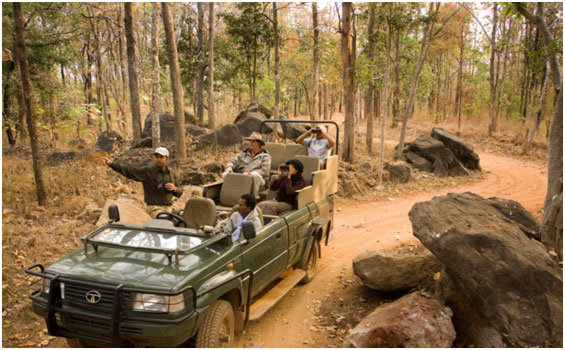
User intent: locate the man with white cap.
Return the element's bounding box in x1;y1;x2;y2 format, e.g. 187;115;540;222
102;147;182;217
296;125;335;161
223;131;271;199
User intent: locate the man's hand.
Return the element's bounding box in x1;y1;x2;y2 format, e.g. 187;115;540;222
242;171;250;175
102;157;112;166
277;168;284;178
226;166;233;173
165;183;176;192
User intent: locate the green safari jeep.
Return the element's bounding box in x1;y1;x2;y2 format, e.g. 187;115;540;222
25;121;338;347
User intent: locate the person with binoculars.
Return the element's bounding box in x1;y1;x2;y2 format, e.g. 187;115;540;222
296;125;335;161
257;159;305;216
102;147;182;217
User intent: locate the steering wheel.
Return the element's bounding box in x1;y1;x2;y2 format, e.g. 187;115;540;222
156;212;187;228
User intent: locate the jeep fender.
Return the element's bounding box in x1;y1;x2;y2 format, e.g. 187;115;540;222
195;270;244;310
300;221;324;259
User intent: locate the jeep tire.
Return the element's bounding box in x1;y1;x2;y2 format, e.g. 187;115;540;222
295;239;319;284
196;300;235;348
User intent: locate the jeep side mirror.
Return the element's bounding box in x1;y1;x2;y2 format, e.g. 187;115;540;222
108;204;120;222
242;221;256;240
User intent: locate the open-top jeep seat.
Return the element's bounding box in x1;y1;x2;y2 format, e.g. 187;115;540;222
263;142;308;174
182;197;217;229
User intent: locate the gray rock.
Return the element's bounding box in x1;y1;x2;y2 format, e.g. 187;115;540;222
431;127;481;170
343;291;456;348
95;130;123;154
404;151;433;172
201;162;223;174
178;172;217;186
130;137;153;149
486;197;541;240
353;245;443;291
410;192;563;347
196;124;242;149
235;111;273;137
280;117;307;140
47;151;76;166
385;161;411;183
141;111;198;143
435;268;505;348
407;135;468;177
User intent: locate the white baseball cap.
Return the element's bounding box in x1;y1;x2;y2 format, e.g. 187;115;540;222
319;125;327;133
154;147;169;157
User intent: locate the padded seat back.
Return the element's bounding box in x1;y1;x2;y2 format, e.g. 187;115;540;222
182;197;217;229
264;142;285;172
220;173;254;207
295;155;321;186
284;144;308;161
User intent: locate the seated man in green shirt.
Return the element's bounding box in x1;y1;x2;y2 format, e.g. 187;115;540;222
102;147;183;218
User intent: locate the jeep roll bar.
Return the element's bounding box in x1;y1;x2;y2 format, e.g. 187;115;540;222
259;119;340;154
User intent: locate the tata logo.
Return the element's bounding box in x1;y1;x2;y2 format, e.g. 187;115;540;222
85;291;102;304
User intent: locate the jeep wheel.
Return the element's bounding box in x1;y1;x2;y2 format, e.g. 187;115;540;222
66;338;88;347
196;300;235;348
296;240;319;284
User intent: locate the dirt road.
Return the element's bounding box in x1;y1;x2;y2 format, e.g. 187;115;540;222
233;152;547;348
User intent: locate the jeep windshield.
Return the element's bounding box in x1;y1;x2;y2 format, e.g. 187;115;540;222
86;226;205;251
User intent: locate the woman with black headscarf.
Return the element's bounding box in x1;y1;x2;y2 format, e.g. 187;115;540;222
257;159;305;216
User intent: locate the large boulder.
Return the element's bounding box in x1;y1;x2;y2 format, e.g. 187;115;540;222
235;111;273;137
435;268;505;347
95;130;123;154
196;124;242;149
404;151;433;172
406;135;468;177
409;192;563;347
353;245;443;291
234;102;273;123
343;291;456;348
385;161;411;183
486;197;541;240
141;111;198;143
47;151;76;166
431;127;480;170
280;117;307;140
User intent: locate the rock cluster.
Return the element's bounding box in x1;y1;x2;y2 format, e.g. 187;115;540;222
348;192;561;348
401;127;480;177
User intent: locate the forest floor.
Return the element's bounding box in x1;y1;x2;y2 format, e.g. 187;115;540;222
1;112;550;348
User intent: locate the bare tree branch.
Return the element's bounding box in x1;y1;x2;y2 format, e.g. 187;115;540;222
460;3;492;44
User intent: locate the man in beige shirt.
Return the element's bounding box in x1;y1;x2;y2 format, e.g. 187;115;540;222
223;132;271;199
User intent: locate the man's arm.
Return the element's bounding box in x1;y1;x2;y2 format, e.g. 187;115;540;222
296;129;313;145
322;131;336;148
223;213;236;235
103;157;148;182
226;152;242;173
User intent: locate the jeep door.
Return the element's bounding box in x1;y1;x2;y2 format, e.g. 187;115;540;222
241;218;288;296
281;207;312;268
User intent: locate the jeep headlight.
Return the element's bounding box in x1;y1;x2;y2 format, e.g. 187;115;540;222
132;293;185;313
41;278;51;294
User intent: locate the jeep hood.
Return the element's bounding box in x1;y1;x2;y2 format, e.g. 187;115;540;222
45;242;234;291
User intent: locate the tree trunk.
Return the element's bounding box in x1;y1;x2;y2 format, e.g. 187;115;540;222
273;2;280;138
524;62;548;153
13;2;47;206
379;20;392;181
455;21;465;129
392;27;401;128
324;83;329;119
124;3;143;143
515;2;563;259
311;2;319;121
13;56;27;139
495;17;511;125
365;6;376;154
162;2;187;160
150;2;162;147
117;3;130;138
196;2;205;125
87;6;110;131
396;3;439;157
487;3;498;136
208;2;216;153
340;2;355;163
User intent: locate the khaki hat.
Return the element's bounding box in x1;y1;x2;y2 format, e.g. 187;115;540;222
154;147;169;157
245;132;265;145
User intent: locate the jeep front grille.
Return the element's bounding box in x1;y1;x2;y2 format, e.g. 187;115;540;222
65;284;125;309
